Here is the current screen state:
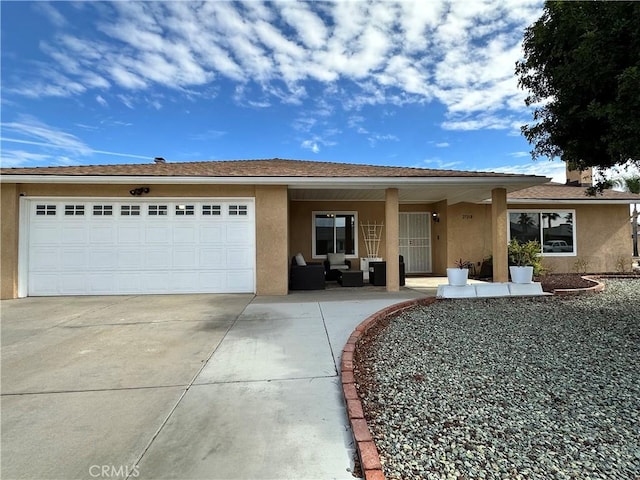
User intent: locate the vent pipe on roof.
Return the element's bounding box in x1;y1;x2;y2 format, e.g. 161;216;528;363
154;157;166;164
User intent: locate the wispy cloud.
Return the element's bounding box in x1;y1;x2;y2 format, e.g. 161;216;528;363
0;116;150;166
7;1;544;131
420;157;465;170
189;130;227;141
301;139;320;154
485;160;564;182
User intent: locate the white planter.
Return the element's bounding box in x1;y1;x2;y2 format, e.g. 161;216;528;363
509;266;534;284
446;268;469;286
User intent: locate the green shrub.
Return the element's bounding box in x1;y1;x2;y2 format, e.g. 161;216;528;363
508;239;543;276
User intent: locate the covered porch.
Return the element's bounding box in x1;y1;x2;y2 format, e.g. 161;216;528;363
284;177;545;294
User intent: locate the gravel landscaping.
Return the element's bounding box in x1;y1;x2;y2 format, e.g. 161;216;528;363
354;279;640;480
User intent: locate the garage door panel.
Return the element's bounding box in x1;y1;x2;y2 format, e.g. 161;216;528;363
171;272;200;292
226;224;252;244
88;273;117;294
118;225;143;244
225;248;253;269
90;249;117;269
145;272;171;292
90;225;117;244
27;199;255;295
145;249;172;269
199;225;224;243
60;225;88;244
173;226;197;244
58;273;90;295
30;224;60;245
199;272;225;290
173;249;198;268
30;248;60;270
227;270;254;291
199;248;226;268
118;249;144;269
116;273;144;293
29;273;60;295
60;249;88;270
145;225;171;243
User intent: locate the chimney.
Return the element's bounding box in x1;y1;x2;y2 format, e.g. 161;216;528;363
154;157;166;164
565;163;592;186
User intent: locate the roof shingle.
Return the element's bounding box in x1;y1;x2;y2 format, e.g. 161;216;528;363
508;182;640;201
0;158;537;179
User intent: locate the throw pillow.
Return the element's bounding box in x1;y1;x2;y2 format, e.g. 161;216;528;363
295;252;306;266
327;252;345;266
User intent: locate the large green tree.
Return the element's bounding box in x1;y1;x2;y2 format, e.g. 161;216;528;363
516;1;640;187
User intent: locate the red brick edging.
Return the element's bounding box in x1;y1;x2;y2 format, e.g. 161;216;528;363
341;297;437;480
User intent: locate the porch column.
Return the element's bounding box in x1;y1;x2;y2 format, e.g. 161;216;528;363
255;185;289;295
385;188;400;292
491;187;509;283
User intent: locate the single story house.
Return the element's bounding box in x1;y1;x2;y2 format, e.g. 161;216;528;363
1;158;637;299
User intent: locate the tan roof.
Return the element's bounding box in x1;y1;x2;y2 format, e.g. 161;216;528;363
508;182;640;202
0;158;534;179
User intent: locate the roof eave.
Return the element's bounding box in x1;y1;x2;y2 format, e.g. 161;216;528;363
0;174;549;187
502;198;639;205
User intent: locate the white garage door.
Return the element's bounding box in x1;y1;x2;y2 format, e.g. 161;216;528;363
24;198;255;296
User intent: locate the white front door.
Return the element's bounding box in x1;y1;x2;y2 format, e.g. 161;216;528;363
399;212;432;274
23;198;256;296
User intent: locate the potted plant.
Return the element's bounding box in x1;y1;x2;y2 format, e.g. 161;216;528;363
447;258;473;286
508;239;542;283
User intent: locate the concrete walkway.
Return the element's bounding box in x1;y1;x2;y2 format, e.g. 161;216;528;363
2;287;428;480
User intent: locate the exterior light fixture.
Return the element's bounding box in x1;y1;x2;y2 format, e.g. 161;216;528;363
129;187;150;196
432;212;440;223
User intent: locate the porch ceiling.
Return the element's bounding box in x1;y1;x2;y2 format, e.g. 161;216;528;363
288;181;545;204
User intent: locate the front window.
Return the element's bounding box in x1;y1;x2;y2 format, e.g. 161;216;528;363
313;212;357;257
509;210;576;255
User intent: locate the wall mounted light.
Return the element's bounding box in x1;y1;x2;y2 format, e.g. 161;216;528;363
431;212;440;223
129;187;150;196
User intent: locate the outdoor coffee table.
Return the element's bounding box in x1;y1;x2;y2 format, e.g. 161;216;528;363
338;270;364;287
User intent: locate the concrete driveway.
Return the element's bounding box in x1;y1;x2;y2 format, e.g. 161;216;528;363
1;288;427;480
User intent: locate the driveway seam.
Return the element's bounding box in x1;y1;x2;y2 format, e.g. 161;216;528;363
0;384;189;396
127;295;256;479
317;302;340;376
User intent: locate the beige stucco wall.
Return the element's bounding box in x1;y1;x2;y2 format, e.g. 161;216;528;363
444;202;633;274
512;203;633;273
1;184;19;299
255;186;288;295
443;202;493;273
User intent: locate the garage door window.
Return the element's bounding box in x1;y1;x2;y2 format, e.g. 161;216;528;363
202;205;221;216
229;205;248;216
93;205;113;216
175;205;195;216
148;205;168;216
65;205;85;216
121;205;140;216
36;205;56;216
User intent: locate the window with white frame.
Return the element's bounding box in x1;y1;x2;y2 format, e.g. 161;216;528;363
313;212;357;257
508;210;576;255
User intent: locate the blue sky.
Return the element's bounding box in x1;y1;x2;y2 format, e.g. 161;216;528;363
1;0;577;181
